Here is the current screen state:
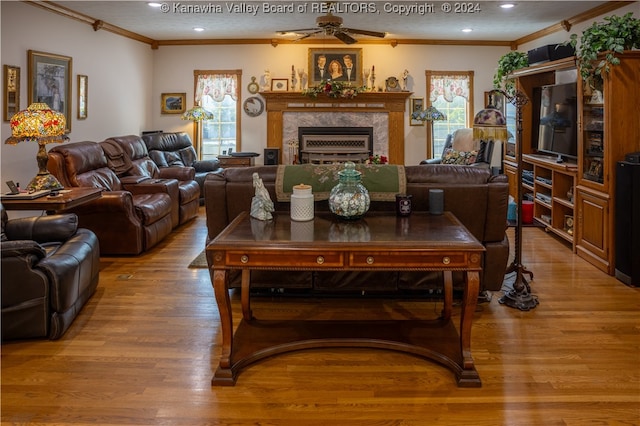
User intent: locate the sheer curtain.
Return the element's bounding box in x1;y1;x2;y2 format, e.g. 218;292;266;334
193;71;241;159
425;71;474;159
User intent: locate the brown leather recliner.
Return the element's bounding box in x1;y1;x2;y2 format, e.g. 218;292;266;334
141;132;222;200
48;141;174;255
1;204;100;340
104;135;200;227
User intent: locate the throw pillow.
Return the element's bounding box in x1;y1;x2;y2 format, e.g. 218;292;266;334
442;148;478;165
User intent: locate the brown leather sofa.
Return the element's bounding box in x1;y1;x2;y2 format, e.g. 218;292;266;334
141;132;222;200
1;205;100;340
104;135;200;227
204;164;510;293
48;141;174;255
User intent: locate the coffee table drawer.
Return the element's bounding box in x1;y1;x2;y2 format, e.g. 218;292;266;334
349;252;470;268
225;250;344;268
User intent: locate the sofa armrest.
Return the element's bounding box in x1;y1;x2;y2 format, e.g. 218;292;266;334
483;174;509;242
4;214;78;243
158;166;196;181
123;179;179;196
1;239;47;259
194;159;221;173
120;176;151;185
203;172;230;242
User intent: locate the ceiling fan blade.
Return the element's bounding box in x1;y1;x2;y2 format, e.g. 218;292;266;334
295;31;321;42
277;28;319;34
334;31;358;44
343;28;386;38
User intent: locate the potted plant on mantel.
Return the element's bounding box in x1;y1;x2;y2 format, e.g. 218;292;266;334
492;51;529;97
568;12;640;88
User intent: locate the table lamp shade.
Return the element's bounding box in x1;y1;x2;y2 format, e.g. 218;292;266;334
411;105;446;122
181;106;214;122
473;106;508;142
4;103;68;191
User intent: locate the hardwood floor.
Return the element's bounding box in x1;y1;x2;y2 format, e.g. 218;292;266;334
2;207;639;425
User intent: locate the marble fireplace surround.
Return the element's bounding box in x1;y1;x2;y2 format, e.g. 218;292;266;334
260;92;411;165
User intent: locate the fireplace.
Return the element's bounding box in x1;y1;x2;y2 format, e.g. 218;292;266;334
298;127;373;164
260;92;411;165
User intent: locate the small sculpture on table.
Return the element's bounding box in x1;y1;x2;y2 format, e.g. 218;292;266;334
250;172;274;220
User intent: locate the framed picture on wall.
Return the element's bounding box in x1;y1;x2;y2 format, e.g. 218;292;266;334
308;48;363;87
77;74;88;119
161;92;186;114
28;50;72;132
3;65;20;122
410;97;424;126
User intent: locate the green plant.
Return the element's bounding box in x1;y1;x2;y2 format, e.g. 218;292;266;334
492;51;529;96
569;12;640;86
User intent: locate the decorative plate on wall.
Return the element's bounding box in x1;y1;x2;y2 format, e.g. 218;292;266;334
243;96;264;117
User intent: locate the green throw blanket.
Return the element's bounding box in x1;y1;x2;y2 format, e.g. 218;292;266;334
275;164;406;202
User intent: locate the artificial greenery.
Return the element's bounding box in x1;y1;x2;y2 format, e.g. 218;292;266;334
568;12;640;87
492;51;529;96
302;80;365;99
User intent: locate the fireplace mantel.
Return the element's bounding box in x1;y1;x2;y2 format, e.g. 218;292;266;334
260;91;411;164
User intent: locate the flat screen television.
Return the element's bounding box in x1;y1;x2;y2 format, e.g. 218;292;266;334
537;82;578;162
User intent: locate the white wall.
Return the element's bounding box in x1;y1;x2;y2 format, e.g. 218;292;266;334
152;42;509;165
1;1;153;208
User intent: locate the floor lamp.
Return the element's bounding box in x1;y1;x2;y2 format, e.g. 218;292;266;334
182;106;213;160
499;89;539;311
412;105;447;149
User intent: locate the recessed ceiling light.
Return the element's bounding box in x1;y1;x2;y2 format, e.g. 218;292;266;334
193;27;205;32
462;28;473;33
500;3;515;9
147;2;162;7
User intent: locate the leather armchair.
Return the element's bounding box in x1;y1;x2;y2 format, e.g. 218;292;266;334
141;132;222;200
104;135;200;227
1;204;100;340
47;141;174;255
421;128;494;168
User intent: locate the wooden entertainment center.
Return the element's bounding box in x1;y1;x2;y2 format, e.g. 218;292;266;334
505;52;640;274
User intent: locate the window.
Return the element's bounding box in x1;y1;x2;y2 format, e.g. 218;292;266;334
193;70;242;160
424;71;474;159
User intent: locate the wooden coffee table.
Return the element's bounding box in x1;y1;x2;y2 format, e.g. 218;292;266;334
207;211;485;387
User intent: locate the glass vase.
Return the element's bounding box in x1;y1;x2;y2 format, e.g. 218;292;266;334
328;162;370;220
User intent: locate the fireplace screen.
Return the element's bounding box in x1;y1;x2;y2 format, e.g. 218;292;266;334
298;127;373;164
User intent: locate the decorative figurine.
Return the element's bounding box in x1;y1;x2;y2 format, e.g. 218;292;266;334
402;69;409;90
250;172;274;220
263;69;271;91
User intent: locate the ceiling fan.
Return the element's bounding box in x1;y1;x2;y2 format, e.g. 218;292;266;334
277;4;386;44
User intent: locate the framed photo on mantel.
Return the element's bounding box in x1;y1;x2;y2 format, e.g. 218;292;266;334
308;48;363;87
